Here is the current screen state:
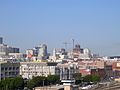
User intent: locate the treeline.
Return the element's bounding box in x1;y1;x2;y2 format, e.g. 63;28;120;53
27;75;60;90
0;75;59;90
0;74;100;90
0;76;24;90
73;73;100;84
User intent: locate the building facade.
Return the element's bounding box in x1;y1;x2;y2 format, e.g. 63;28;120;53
57;63;79;80
78;60;105;76
0;61;20;80
20;62;59;79
0;37;3;44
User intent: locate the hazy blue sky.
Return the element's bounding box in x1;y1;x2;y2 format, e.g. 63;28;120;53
0;0;120;56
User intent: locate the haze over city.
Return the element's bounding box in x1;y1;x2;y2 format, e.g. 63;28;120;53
0;0;120;56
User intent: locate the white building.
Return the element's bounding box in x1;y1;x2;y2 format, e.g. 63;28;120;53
26;44;49;61
9;53;25;60
20;62;60;79
57;63;79;80
78;48;92;59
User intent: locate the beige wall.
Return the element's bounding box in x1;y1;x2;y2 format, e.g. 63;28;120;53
64;85;72;90
96;61;105;69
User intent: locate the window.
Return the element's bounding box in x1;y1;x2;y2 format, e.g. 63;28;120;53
1;74;3;76
9;72;12;75
16;71;19;75
5;72;8;75
5;67;8;70
12;72;15;75
16;67;19;70
1;67;4;71
13;67;15;70
9;67;12;70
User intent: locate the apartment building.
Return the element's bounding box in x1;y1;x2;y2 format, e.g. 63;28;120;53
20;62;59;79
0;61;20;80
57;63;79;80
78;60;105;76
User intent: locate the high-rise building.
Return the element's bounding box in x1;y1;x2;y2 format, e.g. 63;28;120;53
53;48;56;57
8;47;19;53
38;44;47;56
26;49;35;58
0;44;8;56
0;37;3;44
72;44;81;58
0;37;20;56
38;44;48;60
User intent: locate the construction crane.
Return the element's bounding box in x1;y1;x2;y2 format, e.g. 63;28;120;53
72;39;75;50
63;42;70;50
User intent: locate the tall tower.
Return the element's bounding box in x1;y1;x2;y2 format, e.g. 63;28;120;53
0;37;3;44
38;44;47;56
38;44;48;60
53;48;56;57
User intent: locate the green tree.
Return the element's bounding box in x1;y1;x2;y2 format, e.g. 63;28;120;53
27;79;36;90
73;73;82;84
0;81;3;90
83;75;92;82
0;77;24;90
32;76;46;86
47;75;60;85
83;75;100;83
14;76;24;90
0;78;14;90
92;75;100;83
27;76;47;90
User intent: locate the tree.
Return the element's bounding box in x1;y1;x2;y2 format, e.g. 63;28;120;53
47;75;60;85
27;79;36;90
27;76;47;90
0;81;3;90
2;78;14;90
0;77;24;90
73;73;82;84
83;75;100;83
32;76;46;86
92;75;100;83
83;75;92;82
27;75;60;89
13;76;24;90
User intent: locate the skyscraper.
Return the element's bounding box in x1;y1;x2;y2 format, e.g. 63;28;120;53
38;44;48;60
0;37;3;44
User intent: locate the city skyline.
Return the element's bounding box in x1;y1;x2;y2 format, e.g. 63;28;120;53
0;0;120;56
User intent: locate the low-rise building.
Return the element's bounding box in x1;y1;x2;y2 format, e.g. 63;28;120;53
105;61;114;78
78;60;105;76
34;85;64;90
112;62;120;78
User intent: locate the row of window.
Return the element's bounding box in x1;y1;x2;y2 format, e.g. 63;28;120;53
1;71;19;76
23;66;55;69
1;67;19;71
22;71;54;74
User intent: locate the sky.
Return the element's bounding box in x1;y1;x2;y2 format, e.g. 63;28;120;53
0;0;120;56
